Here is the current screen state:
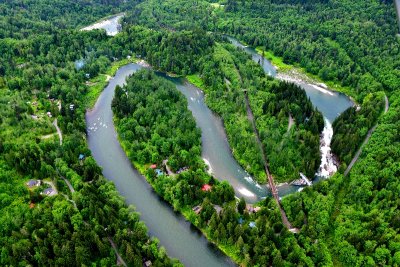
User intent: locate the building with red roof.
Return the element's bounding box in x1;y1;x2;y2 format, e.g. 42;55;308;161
201;184;212;191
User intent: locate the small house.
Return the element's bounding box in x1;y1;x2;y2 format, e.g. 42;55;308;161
79;154;85;160
26;179;41;188
192;205;202;215
41;188;56;196
144;260;152;267
155;169;164;177
150;164;157;169
249;222;256;228
201;184;212;192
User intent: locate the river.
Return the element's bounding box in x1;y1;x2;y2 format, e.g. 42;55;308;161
84;15;352;265
226;36;353;184
86;64;235;267
81;14;124;36
395;0;400;33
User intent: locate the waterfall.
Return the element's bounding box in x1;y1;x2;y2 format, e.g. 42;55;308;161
316;118;337;178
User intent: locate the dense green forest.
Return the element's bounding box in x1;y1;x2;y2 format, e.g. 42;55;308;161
331;92;386;168
121;0;400;265
249;81;324;181
0;1;178;265
112;70;202;171
193;42;324;182
112;70;326;266
128;0;400;100
1;0;400;266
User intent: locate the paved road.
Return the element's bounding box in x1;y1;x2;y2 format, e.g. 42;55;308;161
344;95;389;176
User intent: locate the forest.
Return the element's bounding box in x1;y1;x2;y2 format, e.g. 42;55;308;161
0;1;179;265
1;0;399;266
112;69;325;266
331;92;386;168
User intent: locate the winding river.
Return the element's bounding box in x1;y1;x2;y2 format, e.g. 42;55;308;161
84;15;354;265
227;36;353;184
86;64;235;267
81;14;124;36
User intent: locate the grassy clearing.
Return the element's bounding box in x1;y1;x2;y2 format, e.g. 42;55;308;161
186;74;205;89
255;47;292;72
255;47;354;97
84;58;138;108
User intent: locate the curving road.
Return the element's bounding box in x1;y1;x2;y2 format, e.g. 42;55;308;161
53;119;63;146
344;95;389;176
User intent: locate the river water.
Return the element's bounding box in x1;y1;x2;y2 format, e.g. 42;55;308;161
81;14;124;36
158;73;269;203
226;36;353;184
395;0;400;33
84;15;353;265
86;64;235;267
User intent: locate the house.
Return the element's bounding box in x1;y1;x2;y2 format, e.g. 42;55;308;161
249;222;256;228
155;169;164;177
79;154;85;160
192;205;202;215
46;111;52;118
150;164;157;169
41;188;56;196
69;104;75;110
26;179;41;188
144;260;152;267
201;184;212;192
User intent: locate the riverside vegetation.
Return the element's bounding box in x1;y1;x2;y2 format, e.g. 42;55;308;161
1;0;400;266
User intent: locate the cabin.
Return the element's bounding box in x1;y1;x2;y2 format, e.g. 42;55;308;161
201;184;212;192
26;179;41;188
192;205;202;214
155;169;164;177
41;188;56;196
246;204;261;213
150;164;157;169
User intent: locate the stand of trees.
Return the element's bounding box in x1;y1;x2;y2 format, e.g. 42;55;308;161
112;69;324;266
249;81;324;181
0;3;178;265
332;92;385;168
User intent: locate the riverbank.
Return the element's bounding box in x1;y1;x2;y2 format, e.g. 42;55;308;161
84;58;141;109
254;46;356;101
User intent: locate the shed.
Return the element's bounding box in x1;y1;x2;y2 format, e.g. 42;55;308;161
27;179;40;187
42;188;56;196
150;164;157;169
155;169;164;176
201;184;212;191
